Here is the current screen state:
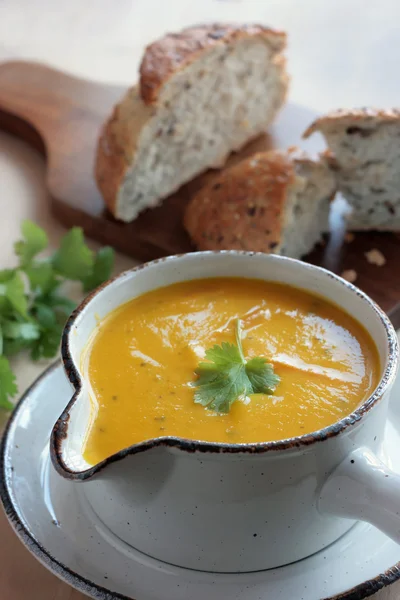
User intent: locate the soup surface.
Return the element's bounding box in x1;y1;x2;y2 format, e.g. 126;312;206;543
83;278;380;465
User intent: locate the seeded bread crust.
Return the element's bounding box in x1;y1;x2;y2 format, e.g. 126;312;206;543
303;108;400;138
96;86;153;216
184;151;295;252
139;23;286;105
184;149;335;257
96;23;288;220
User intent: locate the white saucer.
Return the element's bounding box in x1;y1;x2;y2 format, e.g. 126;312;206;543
2;362;400;600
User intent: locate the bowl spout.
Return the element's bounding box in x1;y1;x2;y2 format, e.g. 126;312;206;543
50;381;96;476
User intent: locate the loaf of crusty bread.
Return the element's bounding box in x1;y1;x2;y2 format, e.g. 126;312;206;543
96;23;289;222
184;149;336;258
304;109;400;230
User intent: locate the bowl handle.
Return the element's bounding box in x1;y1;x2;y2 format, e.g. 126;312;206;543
319;446;400;542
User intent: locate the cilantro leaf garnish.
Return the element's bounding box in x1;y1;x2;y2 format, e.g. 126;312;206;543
0;220;115;410
193;319;280;413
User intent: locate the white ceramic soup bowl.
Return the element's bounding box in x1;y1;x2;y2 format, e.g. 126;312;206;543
51;251;400;573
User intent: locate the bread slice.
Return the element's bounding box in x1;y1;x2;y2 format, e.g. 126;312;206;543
304;109;400;231
184;149;336;258
96;23;288;222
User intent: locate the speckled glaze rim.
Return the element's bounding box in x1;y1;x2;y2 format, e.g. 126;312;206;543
1;361;400;600
50;251;399;481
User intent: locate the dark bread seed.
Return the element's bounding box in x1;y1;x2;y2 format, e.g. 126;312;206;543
247;206;256;217
362;160;382;168
346;126;374;137
385;202;396;214
208;30;226;40
294;204;303;216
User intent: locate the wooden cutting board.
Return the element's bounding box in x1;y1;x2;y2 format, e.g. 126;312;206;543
0;60;399;326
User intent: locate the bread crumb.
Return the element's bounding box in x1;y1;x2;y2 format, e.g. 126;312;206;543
345;232;355;243
341;269;357;283
365;249;386;266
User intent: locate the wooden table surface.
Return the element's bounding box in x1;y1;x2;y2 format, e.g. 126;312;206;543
1;0;400;598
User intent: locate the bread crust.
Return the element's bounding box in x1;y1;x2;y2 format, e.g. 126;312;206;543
95;86;153;216
303;108;400;138
139;23;286;105
95;105;128;217
184;151;296;252
96;23;287;218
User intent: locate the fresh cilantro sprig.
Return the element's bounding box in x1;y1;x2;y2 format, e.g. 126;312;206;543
193;319;280;413
0;220;114;410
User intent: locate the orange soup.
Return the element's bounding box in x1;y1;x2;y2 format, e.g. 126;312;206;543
83;278;380;465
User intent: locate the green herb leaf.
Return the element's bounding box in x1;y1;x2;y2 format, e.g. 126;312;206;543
29;302;63;360
0;356;17;410
30;303;63;361
44;295;76;321
4;272;28;317
245;357;280;394
193;319;280;413
83;247;114;292
3;338;32;357
2;320;40;341
34;303;57;329
25;261;59;295
0;220;115;411
0;269;15;283
14;220;48;266
0;270;19;314
31;325;63;360
52;228;94;281
204;342;243;368
1;310;50;359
